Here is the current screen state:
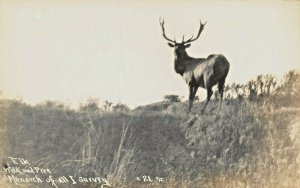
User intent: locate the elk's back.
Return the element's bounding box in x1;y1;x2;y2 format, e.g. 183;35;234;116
183;54;229;88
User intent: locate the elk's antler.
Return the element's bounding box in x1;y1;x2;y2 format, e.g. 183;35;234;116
183;20;207;44
159;17;176;44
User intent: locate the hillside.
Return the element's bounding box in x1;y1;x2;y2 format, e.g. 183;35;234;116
0;70;300;188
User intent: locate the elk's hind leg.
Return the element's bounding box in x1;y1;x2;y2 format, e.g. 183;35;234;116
217;79;225;113
201;87;213;114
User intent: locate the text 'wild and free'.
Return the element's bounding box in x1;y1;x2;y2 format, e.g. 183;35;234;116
4;166;52;174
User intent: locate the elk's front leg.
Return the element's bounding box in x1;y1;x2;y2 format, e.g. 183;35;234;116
188;85;198;113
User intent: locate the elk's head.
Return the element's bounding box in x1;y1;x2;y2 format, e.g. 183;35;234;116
159;18;206;59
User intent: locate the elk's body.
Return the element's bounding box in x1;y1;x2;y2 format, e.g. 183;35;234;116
160;18;230;113
175;54;229;86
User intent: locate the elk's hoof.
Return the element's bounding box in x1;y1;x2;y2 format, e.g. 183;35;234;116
200;109;205;115
187;116;198;127
215;114;221;121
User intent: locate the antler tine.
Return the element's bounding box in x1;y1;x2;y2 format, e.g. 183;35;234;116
183;20;207;44
159;17;176;43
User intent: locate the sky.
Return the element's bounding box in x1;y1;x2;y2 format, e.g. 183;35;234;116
0;0;300;108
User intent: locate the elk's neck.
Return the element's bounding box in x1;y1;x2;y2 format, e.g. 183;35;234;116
175;50;191;61
174;51;192;76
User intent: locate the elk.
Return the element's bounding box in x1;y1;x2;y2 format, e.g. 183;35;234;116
159;18;230;113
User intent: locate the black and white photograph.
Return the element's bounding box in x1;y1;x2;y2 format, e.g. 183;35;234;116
0;0;300;187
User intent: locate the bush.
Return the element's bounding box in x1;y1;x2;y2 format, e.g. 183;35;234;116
163;94;182;102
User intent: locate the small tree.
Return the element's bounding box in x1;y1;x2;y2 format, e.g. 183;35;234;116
79;98;101;112
103;100;113;112
112;103;130;113
282;70;300;95
275;70;300;106
194;96;200;101
163;94;182;102
248;80;257;102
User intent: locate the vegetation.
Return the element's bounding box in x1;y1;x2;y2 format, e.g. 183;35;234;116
163;94;182;103
0;70;299;188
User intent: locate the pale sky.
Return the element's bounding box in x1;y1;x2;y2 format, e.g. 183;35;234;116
0;0;300;108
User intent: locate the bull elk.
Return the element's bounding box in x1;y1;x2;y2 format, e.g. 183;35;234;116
159;18;230;113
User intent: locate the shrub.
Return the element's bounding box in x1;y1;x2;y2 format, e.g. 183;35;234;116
163;94;182;102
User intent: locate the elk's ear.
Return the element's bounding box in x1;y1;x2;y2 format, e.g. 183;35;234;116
185;43;191;48
168;43;175;47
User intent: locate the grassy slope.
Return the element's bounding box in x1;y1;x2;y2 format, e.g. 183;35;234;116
0;97;299;188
